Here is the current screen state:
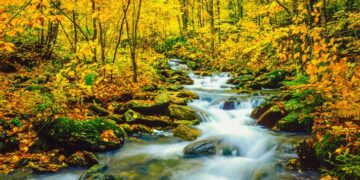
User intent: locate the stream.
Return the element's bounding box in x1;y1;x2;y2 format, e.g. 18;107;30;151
34;59;319;180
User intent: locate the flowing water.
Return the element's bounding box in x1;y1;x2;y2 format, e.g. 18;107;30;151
33;59;319;180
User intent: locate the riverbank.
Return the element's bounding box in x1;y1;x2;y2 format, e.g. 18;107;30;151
0;58;358;179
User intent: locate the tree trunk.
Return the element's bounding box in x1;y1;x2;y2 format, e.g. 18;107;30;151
113;0;130;63
208;0;215;55
91;0;97;62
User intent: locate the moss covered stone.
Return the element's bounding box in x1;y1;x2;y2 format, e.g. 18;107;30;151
128;94;170;115
123;110;173;127
173;124;201;141
66;151;99;168
43;117;124;151
246;70;287;89
169;105;197;120
257;105;286;128
228;74;255;87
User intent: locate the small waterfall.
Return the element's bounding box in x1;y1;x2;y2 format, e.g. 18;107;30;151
38;59;287;180
176;61;278;179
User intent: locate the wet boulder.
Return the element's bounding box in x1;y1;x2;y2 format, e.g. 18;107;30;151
165;85;184;91
251;101;273;119
246;70;287;90
176;90;199;99
123;110;172;127
128;93;170;115
221;100;238;110
141;84;158;92
275;112;314;132
79;164;114;180
183;138;221;158
169;105;197;120
66;151;99;168
227;74;255;87
159;69;193;85
43;117;125;151
257;105;286;129
173;124;201;141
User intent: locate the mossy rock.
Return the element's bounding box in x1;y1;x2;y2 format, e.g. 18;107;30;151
66;151;99;168
79;164;113;180
107;114;124;124
173;119;200;126
154;93;171;107
89;104;110;117
173;124;201;141
251;101;273;119
169;105;197;120
165;85;184;91
128;94;170;115
228;75;255;87
246;70;287;90
315;133;346;162
257;105;286;128
176;90;199;99
170;97;188;105
275;111;314;132
186;61;197;69
141;84;158;92
43;117;124;151
183;138;221;158
123;110;172;127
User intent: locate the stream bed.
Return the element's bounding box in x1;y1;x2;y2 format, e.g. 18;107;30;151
33;59;319;180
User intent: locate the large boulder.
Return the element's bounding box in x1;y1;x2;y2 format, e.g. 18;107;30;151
79;164;114;180
123;110;172;127
159;69;193;85
169;105;197;120
257;105;286;129
173;124;201;141
251;101;273;119
183;138;221;158
246;70;287;90
176;90;199;99
66;151;99;168
43;117;125;151
228;74;255;87
128;93;170;115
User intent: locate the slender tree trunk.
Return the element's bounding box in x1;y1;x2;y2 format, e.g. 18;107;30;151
127;0;143;83
217;0;220;44
72;10;77;54
208;0;215;55
98;12;105;63
321;0;327;30
113;0;130;63
179;0;188;35
91;0;97;62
